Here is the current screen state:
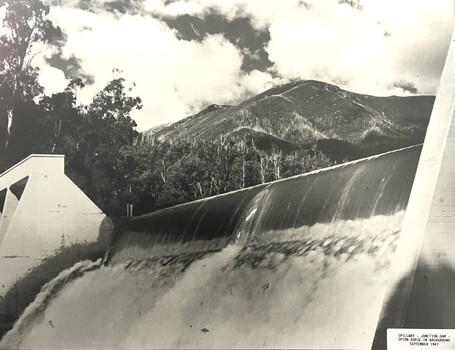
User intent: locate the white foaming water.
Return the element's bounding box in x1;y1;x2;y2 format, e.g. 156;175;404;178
1;212;405;349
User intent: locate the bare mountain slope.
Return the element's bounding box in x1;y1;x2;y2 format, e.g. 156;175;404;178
145;80;434;157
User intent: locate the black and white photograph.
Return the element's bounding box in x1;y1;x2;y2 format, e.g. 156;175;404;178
0;0;453;349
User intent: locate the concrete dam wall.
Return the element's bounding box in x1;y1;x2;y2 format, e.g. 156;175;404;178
2;29;455;350
106;145;421;266
0;144;422;349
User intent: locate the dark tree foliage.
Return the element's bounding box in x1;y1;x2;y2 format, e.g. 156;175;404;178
0;0;61;166
119;136;334;216
6;101;38;165
30;75;142;216
0;0;336;217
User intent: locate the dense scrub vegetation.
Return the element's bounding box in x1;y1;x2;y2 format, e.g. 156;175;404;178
0;0;335;216
120;137;333;216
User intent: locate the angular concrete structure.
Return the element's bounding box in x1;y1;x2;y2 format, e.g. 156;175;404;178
372;31;455;348
0;154;110;334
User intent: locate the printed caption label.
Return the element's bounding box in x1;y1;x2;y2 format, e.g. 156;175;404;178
388;329;455;349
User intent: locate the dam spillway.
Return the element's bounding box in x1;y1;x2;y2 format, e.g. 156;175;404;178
2;27;455;349
0;144;424;349
106;145;421;265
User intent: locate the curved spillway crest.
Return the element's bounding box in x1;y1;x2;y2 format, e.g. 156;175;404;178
2;145;423;349
106;145;421;265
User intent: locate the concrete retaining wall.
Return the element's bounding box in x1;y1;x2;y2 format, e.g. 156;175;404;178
0;154;110;335
372;30;455;349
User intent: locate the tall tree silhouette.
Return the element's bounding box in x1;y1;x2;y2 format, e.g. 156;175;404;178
0;0;61;168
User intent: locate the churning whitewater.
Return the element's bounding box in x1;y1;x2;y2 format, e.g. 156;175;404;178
1;211;404;349
0;146;422;349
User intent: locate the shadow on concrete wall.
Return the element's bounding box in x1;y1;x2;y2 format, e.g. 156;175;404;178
405;262;455;328
372;260;455;350
0;217;113;339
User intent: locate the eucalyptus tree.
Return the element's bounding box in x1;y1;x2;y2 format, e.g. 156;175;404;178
0;0;61;167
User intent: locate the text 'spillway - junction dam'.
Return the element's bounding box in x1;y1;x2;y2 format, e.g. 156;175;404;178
0;31;454;350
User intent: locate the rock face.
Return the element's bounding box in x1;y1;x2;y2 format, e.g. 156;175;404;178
145;80;435;156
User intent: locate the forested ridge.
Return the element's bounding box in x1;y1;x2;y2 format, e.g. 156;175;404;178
0;0;336;216
0;0;432;217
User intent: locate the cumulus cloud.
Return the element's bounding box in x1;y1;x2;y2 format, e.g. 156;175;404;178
37;66;69;95
37;6;279;130
35;0;453;130
264;0;452;96
392;81;418;94
145;0;452;96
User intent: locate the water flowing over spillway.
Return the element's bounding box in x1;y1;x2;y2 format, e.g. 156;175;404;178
107;145;421;265
0;145;422;349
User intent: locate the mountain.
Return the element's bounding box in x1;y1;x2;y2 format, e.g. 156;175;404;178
144;80;434;160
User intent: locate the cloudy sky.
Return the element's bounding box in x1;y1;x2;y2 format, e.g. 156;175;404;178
33;0;453;130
